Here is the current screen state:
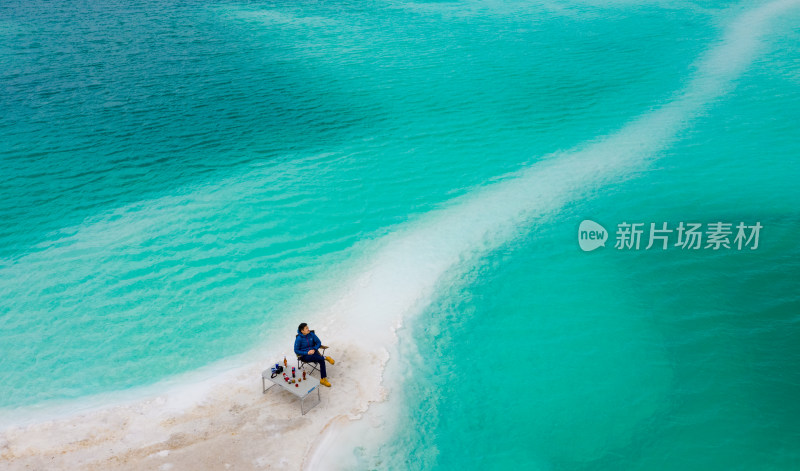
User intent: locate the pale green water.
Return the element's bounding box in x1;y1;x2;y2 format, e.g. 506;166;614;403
1;0;799;468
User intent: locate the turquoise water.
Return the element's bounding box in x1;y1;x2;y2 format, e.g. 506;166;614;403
2;0;799;468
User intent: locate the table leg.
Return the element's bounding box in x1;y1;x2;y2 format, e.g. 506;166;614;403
301;387;321;415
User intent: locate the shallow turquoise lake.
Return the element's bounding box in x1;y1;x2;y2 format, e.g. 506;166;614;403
1;0;799;468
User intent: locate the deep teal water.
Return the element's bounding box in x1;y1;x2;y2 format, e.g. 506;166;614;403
1;0;799;469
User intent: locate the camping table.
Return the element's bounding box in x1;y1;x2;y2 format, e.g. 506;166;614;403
262;368;321;415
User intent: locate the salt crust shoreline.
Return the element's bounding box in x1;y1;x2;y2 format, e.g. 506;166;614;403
0;334;392;470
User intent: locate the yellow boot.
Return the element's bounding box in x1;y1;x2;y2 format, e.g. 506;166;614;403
320;378;331;387
325;356;335;365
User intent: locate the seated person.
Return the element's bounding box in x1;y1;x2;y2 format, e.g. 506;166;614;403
294;322;335;387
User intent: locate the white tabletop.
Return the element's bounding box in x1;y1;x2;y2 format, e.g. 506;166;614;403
262;368;318;399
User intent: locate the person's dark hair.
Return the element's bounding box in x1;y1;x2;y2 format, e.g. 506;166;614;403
298;322;308;333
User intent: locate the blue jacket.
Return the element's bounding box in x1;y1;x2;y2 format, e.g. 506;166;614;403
294;329;322;357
